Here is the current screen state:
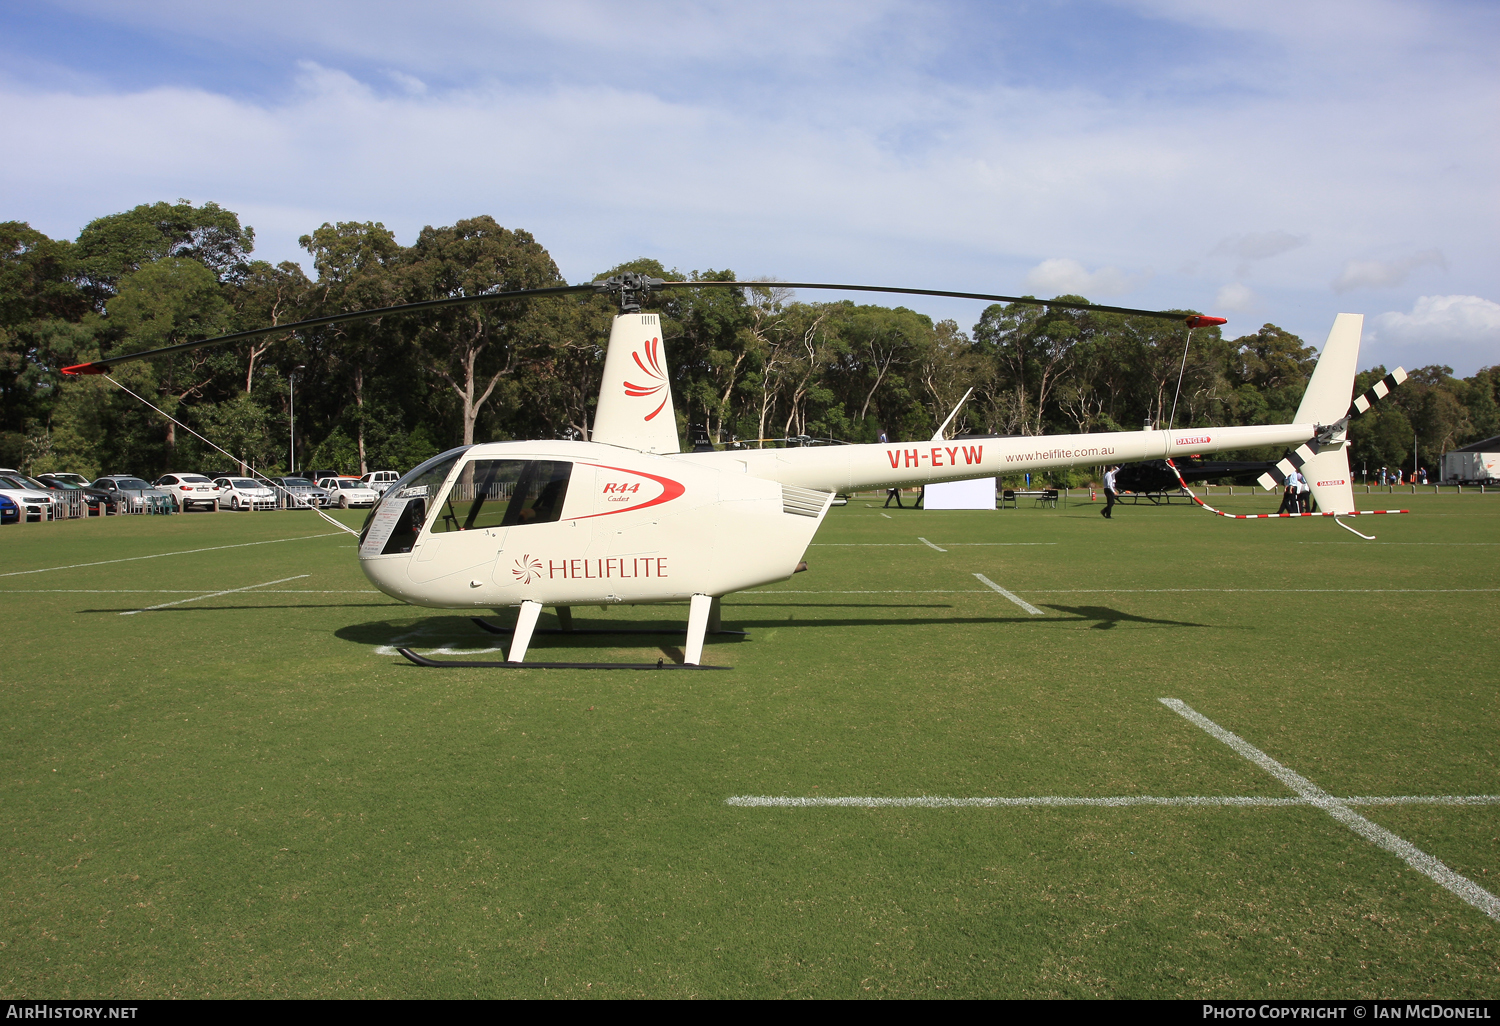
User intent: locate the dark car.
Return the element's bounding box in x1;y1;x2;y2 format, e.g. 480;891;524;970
93;476;176;514
37;473;116;514
0;494;17;525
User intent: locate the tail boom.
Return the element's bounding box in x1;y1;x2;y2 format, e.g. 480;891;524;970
685;423;1316;493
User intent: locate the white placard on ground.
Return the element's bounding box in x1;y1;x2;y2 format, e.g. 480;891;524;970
924;478;995;510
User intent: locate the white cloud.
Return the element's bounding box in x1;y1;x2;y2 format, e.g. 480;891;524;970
1332;249;1446;293
1214;282;1257;312
1365;295;1500;375
1023;258;1151;298
1211;230;1307;262
0;1;1495;371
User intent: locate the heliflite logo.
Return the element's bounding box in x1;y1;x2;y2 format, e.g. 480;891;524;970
510;556;669;582
623;336;669;421
511;554;544;584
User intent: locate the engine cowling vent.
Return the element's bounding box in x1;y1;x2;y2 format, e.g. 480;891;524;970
782;484;833;518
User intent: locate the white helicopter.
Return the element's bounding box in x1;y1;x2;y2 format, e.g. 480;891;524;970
63;274;1401;669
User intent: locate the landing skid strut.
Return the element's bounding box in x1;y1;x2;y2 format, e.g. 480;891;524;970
397;598;737;670
396;648;728;670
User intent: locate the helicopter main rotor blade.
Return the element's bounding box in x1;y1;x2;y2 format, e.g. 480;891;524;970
59;282;598;375
60;274;1223;376
661;281;1224;326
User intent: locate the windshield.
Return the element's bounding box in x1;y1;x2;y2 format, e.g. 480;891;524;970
116;479;152;490
232;479;260;488
181;475;211;483
359;445;470;552
45;479;83;489
281;478;312;487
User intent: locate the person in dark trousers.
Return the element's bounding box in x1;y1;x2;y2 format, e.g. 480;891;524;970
884;486;904;508
1101;466;1119;518
1277;470;1303;514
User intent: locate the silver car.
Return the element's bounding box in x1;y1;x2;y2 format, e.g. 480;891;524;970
269;477;331;509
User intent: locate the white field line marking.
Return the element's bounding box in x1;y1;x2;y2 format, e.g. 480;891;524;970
1159;698;1500;922
1;533;344;578
744;589;990;594
973;573;1045;615
2;589;381;595
1299;542;1500;545
725;795;1500;808
1025;588;1500;595
120;575;309;615
741;587;1499;596
880;513;893;519
811;542;1055;547
917;537;947;552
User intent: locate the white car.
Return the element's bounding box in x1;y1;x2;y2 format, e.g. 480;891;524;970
154;473;221;511
360;470;401;495
0;472;56;522
318;477;380;508
213;477;277;511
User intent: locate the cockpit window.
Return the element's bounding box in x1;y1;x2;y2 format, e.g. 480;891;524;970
431;459;572;533
360;445;470;553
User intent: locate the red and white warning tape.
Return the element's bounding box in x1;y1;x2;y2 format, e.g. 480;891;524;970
1163;459;1408;520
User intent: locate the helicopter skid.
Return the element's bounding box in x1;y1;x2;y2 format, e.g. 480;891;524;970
470;617;746;638
395;648;728;670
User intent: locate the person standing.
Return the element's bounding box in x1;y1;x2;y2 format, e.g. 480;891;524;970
1296;469;1311;512
1101;466;1119;518
1278;470;1302;514
884;485;904;508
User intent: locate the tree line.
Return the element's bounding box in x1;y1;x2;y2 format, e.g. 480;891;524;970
2;200;1496;486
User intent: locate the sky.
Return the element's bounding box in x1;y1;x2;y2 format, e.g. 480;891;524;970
2;0;1496;374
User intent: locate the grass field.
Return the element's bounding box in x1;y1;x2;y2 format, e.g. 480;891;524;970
2;492;1497;998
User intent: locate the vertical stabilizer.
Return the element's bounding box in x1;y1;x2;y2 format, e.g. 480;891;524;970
1299;314;1363;515
1295;313;1362;425
591;314;680;453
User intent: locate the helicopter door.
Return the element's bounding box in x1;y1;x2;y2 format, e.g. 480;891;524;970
408;458;573;585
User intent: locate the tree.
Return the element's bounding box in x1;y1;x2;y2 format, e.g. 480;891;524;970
0;223;91;451
104;258;232;455
75;199;255;308
299;222;402;472
399;218;564;446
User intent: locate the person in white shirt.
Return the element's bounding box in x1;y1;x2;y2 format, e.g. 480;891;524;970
1296;470;1312;512
1101;466;1119;519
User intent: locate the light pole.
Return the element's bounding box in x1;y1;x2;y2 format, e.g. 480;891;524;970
289;365;305;475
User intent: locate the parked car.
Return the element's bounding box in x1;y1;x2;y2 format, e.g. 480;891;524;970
153;473;221;511
0;494;18;524
304;469;345;486
0;472;56;522
1;469;69;501
93;476;175;514
37;473;116;514
213;477;277;510
317;477;380;508
269;477;331;508
359;470;401;495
